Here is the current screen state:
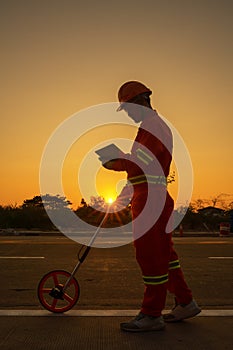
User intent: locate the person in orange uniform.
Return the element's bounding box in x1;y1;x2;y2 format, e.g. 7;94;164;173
100;81;201;332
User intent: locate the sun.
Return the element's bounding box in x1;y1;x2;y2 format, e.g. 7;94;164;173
107;197;114;204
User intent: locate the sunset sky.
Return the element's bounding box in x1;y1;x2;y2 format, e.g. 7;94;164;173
1;0;232;209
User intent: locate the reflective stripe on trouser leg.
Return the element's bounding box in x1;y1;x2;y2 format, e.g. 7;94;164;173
169;259;181;270
168;258;193;305
141;276;168;316
143;273;169;285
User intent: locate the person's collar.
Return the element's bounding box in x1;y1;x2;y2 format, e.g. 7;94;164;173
141;108;158;123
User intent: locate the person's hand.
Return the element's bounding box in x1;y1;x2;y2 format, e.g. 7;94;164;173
99;151;127;170
102;159;116;169
99;151;126;169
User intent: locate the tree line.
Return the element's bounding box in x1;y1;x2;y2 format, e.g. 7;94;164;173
0;195;131;230
0;194;232;232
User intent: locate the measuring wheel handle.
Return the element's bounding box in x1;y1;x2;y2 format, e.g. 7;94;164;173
38;270;80;313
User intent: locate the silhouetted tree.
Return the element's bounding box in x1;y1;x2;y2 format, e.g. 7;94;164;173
167;170;175;184
41;194;72;210
89;196;106;210
80;198;87;207
22;195;43;208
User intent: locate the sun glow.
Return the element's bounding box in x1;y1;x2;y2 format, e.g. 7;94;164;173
106;197;114;204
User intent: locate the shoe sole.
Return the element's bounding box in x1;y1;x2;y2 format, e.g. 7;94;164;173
163;308;201;323
120;325;166;332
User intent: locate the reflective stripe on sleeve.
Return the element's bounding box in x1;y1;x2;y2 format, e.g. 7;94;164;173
136;148;153;165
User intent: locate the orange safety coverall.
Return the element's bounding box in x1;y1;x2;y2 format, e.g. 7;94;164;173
110;109;193;316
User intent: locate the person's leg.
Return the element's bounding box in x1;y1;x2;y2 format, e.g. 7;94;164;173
133;189;173;317
121;189;172;331
167;239;193;305
164;236;201;322
135;230;170;317
120;229;169;332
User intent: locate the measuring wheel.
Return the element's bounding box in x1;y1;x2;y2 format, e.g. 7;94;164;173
38;270;80;313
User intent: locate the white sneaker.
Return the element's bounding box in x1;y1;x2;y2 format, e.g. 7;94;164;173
120;312;165;332
163;300;201;322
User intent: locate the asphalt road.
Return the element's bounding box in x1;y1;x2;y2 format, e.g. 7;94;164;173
0;235;233;350
0;235;233;311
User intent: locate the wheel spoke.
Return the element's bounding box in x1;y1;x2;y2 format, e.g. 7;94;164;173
52;272;59;285
50;298;58;311
63;293;74;303
42;288;51;294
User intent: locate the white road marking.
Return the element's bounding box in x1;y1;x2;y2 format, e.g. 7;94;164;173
208;257;233;259
0;309;232;317
0;256;45;259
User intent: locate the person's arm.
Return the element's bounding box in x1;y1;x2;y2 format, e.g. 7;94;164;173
102;153;130;171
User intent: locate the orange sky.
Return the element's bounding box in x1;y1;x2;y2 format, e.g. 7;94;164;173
1;0;233;208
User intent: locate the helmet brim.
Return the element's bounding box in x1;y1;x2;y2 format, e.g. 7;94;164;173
116;103;125;112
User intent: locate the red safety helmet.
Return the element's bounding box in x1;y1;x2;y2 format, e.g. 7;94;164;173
117;81;152;111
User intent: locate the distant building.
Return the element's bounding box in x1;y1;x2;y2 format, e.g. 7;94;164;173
226;209;233;233
197;206;224;217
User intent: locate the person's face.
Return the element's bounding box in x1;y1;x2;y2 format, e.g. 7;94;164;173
123;103;144;123
122;95;148;123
